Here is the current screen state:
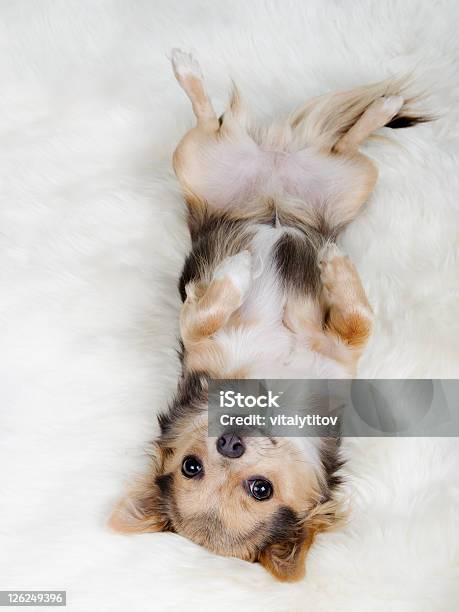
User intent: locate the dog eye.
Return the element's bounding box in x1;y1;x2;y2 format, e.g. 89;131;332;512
181;456;203;478
248;478;273;501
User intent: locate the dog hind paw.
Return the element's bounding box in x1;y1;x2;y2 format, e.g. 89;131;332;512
171;48;203;80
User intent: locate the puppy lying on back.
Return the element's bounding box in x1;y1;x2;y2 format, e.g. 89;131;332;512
110;51;429;581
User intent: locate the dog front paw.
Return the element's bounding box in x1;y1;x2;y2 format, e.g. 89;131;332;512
318;242;353;301
214;250;253;299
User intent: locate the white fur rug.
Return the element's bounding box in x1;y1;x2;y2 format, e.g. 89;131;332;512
1;1;458;610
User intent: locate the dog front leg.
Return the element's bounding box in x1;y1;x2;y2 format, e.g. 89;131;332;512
284;244;373;376
318;243;374;374
180;251;252;348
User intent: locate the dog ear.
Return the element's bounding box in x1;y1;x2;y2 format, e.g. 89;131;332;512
258;526;311;582
258;500;342;582
108;481;168;534
108;445;170;534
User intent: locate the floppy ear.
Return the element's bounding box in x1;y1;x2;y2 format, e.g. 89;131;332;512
108;446;170;534
258;526;312;582
108;479;168;534
259;500;343;582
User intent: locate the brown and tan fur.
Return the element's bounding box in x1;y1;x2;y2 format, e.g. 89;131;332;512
109;50;430;581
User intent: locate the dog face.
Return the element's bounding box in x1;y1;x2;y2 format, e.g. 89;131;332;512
110;375;342;582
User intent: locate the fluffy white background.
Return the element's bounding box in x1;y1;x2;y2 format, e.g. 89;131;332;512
1;1;458;610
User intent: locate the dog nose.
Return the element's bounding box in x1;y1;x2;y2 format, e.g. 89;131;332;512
216;433;245;458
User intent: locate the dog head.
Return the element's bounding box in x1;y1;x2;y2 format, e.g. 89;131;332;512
109;373;343;582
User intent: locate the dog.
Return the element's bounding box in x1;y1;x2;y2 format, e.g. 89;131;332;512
109;50;429;581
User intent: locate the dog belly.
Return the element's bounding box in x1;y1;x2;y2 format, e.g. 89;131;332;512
196;142;356;209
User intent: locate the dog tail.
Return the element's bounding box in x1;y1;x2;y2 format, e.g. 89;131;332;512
288;76;433;152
